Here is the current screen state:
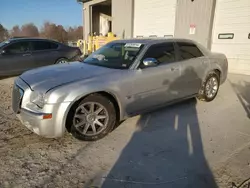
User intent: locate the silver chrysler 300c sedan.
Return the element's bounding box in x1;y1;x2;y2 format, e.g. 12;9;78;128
12;38;228;141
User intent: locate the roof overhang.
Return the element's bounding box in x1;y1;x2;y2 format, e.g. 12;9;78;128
77;0;93;3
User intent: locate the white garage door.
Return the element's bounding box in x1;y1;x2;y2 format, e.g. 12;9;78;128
133;0;177;38
211;0;250;75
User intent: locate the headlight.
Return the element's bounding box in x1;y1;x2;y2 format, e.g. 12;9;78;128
30;91;45;108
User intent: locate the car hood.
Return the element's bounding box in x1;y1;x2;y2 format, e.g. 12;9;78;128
20;62;116;92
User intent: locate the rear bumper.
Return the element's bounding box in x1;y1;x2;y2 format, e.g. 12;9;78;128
70;53;82;62
220;69;228;85
220;64;228;85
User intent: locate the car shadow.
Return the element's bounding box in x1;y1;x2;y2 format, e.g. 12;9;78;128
229;80;250;118
100;68;218;188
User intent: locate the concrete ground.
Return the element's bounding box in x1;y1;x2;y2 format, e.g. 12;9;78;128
0;74;250;188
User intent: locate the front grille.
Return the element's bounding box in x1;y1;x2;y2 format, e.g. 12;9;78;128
12;84;24;114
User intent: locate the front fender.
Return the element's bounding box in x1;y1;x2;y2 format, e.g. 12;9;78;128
47;82;127;121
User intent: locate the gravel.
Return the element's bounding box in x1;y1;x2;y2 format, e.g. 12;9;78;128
0;80;90;188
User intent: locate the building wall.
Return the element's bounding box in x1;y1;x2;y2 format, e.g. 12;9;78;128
83;2;90;39
84;0;216;45
174;0;216;49
112;0;133;38
211;0;250;75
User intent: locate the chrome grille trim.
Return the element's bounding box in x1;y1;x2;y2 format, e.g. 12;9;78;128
12;83;24;114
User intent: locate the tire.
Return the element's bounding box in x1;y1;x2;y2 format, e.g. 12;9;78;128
70;94;117;141
197;72;220;102
55;58;68;64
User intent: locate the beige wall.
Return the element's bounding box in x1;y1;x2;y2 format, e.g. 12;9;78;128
112;0;133;38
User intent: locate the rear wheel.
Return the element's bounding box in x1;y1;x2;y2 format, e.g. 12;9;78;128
55;58;68;64
70;94;116;141
197;72;220;102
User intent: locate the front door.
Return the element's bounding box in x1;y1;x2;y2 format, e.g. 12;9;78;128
0;41;33;76
127;42;183;114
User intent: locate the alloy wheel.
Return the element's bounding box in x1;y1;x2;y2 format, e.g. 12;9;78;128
73;102;109;136
205;77;218;99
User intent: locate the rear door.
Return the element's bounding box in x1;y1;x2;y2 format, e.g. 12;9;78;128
30;40;60;67
0;41;33;76
175;42;207;96
128;42;183;114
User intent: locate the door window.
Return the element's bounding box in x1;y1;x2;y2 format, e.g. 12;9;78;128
142;43;176;67
50;42;59;49
177;42;204;60
4;42;30;54
32;41;58;51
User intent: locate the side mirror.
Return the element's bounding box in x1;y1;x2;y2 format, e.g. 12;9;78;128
142;58;158;68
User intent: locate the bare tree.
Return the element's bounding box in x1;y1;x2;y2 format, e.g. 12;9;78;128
57;25;68;43
67;26;83;41
75;26;83;40
40;22;69;43
40;22;53;38
0;24;9;42
10;25;22;37
40;22;58;40
21;23;39;37
67;26;75;41
1;22;83;43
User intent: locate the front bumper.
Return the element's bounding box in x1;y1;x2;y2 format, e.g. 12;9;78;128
13;77;72;138
17;102;71;138
17;109;56;138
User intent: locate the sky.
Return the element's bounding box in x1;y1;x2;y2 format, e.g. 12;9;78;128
0;0;83;30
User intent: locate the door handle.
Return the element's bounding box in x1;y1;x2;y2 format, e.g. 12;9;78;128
23;53;31;57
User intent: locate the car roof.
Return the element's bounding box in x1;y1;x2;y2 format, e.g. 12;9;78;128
111;38;197;45
8;37;58;43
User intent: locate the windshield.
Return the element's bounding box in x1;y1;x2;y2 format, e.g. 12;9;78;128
83;42;144;69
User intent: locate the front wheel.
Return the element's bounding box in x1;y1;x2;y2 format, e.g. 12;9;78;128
197;72;220;102
70;94;117;141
